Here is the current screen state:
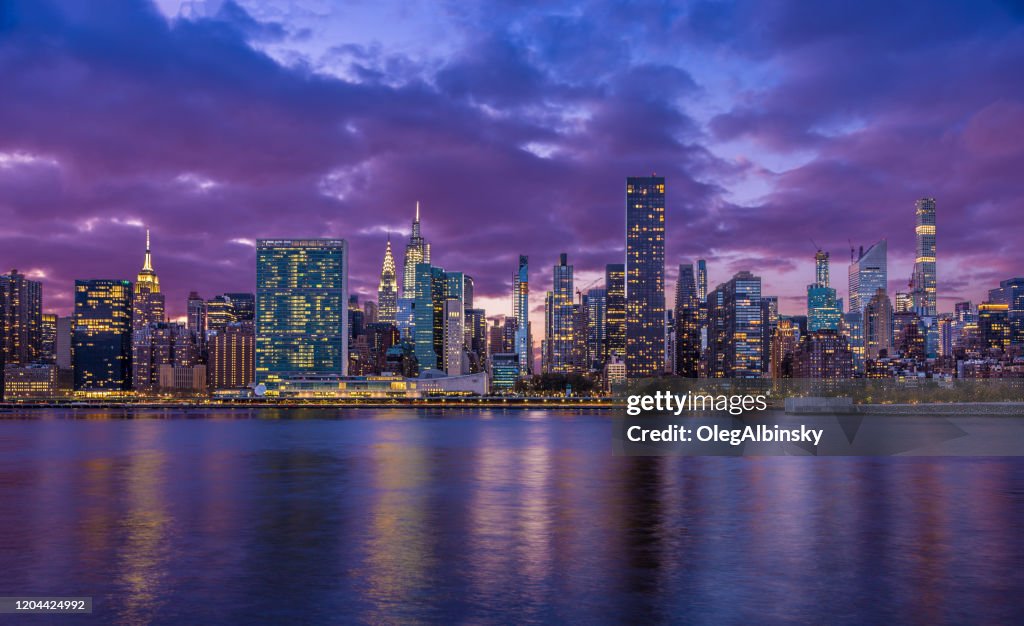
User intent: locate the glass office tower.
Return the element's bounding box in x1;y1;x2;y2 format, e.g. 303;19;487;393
255;239;348;391
848;239;887;313
73;279;133;392
625;176;666;378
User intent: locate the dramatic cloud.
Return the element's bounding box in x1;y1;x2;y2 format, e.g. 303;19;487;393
0;0;1021;326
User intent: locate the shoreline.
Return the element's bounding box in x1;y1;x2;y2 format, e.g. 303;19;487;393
2;400;1023;415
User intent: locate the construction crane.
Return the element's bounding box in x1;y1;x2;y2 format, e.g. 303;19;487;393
576;276;604;306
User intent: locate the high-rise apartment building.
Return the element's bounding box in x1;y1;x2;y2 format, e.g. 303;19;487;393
545;254;576;373
604;263;626;363
208;322;255;390
0;269;43;366
911;198;937;316
513;255;530;375
673;263;701;377
625;176;666;378
255;239;348;391
864;288;894;359
586;287;607;371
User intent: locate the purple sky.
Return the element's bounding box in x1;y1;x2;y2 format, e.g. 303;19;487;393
1;0;1022;330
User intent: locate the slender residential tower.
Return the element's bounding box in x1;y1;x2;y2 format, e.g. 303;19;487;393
625;176;666;378
402;202;431;298
513;255;530;375
377;235;398;325
911;198;937;316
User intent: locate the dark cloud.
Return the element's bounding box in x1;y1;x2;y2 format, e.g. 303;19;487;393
0;0;1020;322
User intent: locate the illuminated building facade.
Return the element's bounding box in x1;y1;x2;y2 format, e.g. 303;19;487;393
807;250;841;332
792;330;854;379
545;253;575;373
978;303;1011;351
40;313;57;364
208;322;255;390
911;197;937;316
490;352;519;393
604;263;626;363
73;279;133;392
402;202;431;298
133;230;165;333
133;322;199;391
256;239;349;392
848;240;887;313
377;235;398;325
864;288;894;359
769;318;799;378
987;278;1024;345
586;287;607;371
720;271;763;378
513;255;530;375
444;298;465;375
413;263;447;371
0;269;43;366
625;176;665;378
674;263;701;377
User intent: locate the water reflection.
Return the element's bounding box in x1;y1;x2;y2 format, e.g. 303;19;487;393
0;411;1021;624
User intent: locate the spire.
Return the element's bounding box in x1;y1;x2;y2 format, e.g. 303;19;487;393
142;229;154;272
136;228;160;292
411;201;422;239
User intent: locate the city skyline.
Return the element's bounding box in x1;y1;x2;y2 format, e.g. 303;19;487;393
2;0;1023;329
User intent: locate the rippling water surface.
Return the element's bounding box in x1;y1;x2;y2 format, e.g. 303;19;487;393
1;408;1022;624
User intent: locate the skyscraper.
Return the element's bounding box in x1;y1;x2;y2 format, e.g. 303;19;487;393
848;240;887;313
586;287;607;371
513;255;530;375
40;313;57;364
402;202;431;298
864;288;894;359
73;279;133;392
911;198;937;316
0;269;43;366
133;230;165;332
673;263;701;377
187;292;207;345
625;176;666;378
208;322;255;390
604;263;626;363
545;253;575;373
413;262;446;371
377;235;398;325
720;271;763;378
255;239;349;391
807;250;841;331
133;322;199;391
987;277;1024;345
444;299;465;375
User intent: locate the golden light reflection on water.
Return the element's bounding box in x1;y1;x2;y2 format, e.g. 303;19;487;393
362;429;435;619
114;426;171;626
